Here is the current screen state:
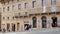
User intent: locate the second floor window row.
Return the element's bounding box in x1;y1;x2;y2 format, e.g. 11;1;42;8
3;0;56;12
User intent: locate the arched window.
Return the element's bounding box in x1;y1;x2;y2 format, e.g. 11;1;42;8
32;17;37;28
41;16;47;28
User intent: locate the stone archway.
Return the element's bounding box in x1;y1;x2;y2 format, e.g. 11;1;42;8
32;17;37;28
41;16;47;28
51;16;57;27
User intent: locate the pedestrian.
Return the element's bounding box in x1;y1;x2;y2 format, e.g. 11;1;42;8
47;20;51;28
29;25;32;31
3;28;6;33
25;26;27;31
26;26;29;30
8;29;10;32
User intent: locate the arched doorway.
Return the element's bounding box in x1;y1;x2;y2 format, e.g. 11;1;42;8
24;24;29;30
7;23;10;32
32;17;37;28
12;24;15;31
51;16;57;27
41;16;47;28
17;23;20;31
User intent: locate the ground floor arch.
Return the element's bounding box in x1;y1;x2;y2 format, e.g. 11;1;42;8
51;16;57;27
17;23;20;31
12;24;15;31
7;23;10;32
32;17;37;28
24;23;29;30
41;16;47;28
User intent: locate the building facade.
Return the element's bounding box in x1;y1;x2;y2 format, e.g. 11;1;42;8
0;0;60;32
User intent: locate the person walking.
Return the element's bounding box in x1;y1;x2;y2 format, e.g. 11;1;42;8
47;20;51;28
2;28;6;33
29;25;32;31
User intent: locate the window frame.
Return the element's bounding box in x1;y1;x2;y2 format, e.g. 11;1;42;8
3;17;5;20
32;1;36;8
51;0;56;5
12;5;14;10
51;0;56;12
42;0;46;7
25;3;28;8
18;4;21;9
3;7;5;12
7;6;9;11
7;17;9;20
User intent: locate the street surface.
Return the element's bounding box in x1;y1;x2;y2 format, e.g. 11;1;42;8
0;28;60;34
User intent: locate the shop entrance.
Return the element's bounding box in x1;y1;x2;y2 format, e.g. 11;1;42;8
51;16;57;27
24;24;29;30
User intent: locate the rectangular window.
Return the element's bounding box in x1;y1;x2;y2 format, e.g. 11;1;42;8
18;13;20;16
25;3;28;8
3;7;5;12
42;0;46;6
42;0;46;12
7;6;9;11
12;5;14;10
13;16;14;20
25;12;28;16
32;1;36;8
3;17;5;20
51;0;56;12
51;0;56;5
18;4;21;9
52;5;56;12
7;17;9;20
